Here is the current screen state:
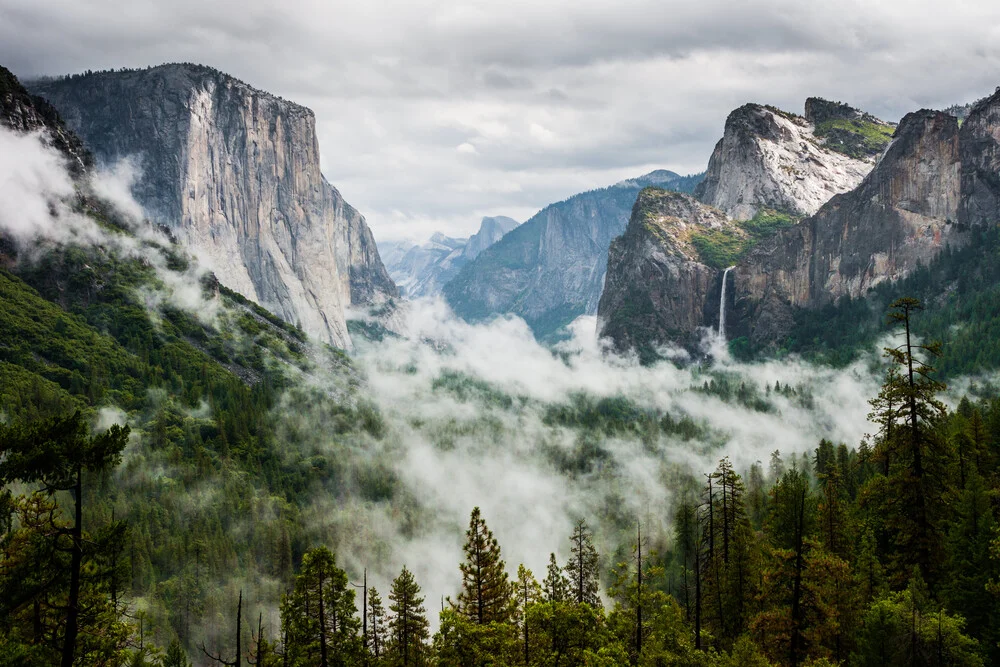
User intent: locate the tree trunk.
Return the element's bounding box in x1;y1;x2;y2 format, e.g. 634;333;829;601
60;467;84;667
319;570;329;667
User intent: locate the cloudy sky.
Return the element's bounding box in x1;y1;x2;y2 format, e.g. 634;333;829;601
2;0;1000;242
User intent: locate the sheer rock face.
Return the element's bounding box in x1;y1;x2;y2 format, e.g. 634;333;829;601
694;103;873;220
463;216;518;261
599;105;972;355
30;64;396;349
597;189;733;352
959;88;1000;226
729;109;964;347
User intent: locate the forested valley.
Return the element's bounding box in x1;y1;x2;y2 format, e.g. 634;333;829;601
3;244;1000;666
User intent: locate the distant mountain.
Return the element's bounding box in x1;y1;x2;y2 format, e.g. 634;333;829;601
462;215;519;261
29;63;397;349
442;170;704;340
384;216;518;298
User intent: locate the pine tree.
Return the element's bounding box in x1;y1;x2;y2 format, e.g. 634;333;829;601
542;553;569;603
868;297;949;584
455;507;513;624
368;586;386;660
280;547;361;666
701;457;757;647
673;499;698;622
0;411;130;667
514;565;541;665
388;566;429;667
163;640;191;667
758;469;816;666
565;520;601;607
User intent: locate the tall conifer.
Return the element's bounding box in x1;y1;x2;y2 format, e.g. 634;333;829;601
456;507;513;624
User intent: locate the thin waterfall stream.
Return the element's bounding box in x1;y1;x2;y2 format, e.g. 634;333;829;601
719;266;735;339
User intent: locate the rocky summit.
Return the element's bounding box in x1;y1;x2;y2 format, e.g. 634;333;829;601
694;102;881;220
599;90;1000;356
730;108;963;347
30;64;396;349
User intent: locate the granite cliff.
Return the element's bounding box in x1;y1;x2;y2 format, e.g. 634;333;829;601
1;65;89;172
600;92;996;356
597;189;734;356
30;64;396;348
694;101;885;220
730;108;963;347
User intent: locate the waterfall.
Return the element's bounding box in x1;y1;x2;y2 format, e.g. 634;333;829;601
718;266;735;339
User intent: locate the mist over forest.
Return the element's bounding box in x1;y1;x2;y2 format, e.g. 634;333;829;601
3;13;1000;665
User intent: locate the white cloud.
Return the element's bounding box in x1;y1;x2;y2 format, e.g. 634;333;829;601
287;296;888;616
2;0;998;242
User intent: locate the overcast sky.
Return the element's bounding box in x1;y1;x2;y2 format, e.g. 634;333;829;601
2;0;1000;243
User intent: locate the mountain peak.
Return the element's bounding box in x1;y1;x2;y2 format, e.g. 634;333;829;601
694;100;875;220
463;215;519;260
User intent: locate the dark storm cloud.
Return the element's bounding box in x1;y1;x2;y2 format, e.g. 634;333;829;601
2;0;1000;242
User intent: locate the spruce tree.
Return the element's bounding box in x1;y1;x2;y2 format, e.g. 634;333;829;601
388;566;429;667
565;520;601;607
456;507;514;624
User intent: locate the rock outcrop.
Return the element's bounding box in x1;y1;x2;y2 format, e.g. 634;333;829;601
443;170;703;339
694;103;876;220
730;108;963;346
600;99;982;356
958;88;1000;226
384;216;518;299
384;233;467;299
597;189;733;354
0;66;89;171
30;64;396;348
462;216;519;260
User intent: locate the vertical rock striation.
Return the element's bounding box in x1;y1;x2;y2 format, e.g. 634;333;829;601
958;88;1000;226
30;64;396;348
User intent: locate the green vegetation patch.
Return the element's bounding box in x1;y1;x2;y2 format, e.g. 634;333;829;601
691;209;800;269
432;370;519;409
738;208;797;238
814;118;894;159
689;228;746;269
